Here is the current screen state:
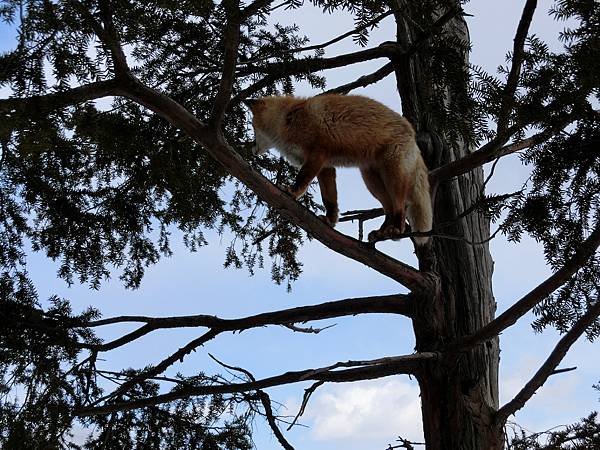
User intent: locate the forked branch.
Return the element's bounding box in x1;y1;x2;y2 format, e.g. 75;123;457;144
75;352;438;417
455;221;600;351
495;298;600;425
82;293;413;351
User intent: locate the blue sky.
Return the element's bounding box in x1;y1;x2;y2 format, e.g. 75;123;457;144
2;1;599;449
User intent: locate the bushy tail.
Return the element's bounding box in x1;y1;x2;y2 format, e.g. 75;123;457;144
407;149;433;246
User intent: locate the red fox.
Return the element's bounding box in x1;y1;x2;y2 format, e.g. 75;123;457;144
244;94;432;246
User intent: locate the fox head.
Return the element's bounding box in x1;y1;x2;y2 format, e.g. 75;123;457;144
243;98;274;156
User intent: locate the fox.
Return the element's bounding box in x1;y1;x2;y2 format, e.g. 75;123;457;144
243;94;433;246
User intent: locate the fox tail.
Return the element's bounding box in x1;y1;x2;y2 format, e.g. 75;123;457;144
407;145;433;246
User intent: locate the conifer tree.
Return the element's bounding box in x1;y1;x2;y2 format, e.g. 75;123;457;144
1;0;598;449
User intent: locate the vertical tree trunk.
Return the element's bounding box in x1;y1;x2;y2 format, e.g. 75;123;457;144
392;3;502;449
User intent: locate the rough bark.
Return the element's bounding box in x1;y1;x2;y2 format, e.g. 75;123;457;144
393;4;501;449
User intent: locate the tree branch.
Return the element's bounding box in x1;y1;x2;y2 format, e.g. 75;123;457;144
120;77;431;292
209;354;296;450
430;123;568;183
81;294;413;351
323;62;395;95
455;221;600;351
495;298;600;425
75;352;438;417
210;0;241;125
496;0;537;135
0;79;121;114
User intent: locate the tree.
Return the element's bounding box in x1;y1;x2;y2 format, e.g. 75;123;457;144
0;0;599;449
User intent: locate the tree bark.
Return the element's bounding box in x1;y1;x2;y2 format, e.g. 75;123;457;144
392;3;502;449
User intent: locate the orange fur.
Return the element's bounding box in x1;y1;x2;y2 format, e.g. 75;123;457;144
245;94;433;245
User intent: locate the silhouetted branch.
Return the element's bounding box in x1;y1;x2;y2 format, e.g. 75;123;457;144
455;222;600;351
210;0;241;124
0;79;121;113
495;299;600;425
75;352;438;417
496;0;537;134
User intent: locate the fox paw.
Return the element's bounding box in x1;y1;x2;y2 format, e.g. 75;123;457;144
318;214;337;227
368;226;403;243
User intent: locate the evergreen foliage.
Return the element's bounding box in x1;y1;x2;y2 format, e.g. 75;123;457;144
0;0;598;447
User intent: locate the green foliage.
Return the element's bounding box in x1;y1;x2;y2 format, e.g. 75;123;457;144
1;0;599;447
509;412;600;449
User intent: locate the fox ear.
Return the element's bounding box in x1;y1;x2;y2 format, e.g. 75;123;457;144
243;98;263;112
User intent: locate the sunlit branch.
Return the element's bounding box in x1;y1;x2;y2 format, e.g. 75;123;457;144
455;221;600;351
495;299;600;425
75;352;438;417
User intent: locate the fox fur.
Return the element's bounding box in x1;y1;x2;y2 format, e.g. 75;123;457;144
244;94;433;246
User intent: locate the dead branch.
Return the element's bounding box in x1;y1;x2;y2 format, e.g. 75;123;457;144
209;354;296;450
454;221;600;352
75;352;437;417
84;292;412;331
495;299;600;425
286;380;324;430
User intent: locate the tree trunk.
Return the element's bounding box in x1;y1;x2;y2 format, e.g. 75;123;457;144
392;3;502;449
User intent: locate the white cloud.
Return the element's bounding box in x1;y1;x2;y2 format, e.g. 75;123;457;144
299;378;423;447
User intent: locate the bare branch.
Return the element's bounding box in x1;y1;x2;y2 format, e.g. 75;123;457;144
209;354;296;450
75;352;437;416
430;126;562;183
496;0;538;135
324;63;395;95
0;79;121;114
495;299;600;425
86;293;413;329
282;323;336;334
455;222;600;351
90;329;220;407
236;42;399;78
286;380;324;430
258;390;296;450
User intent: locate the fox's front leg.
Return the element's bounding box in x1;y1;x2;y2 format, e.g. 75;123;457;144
317;167;338;226
286;152;325;199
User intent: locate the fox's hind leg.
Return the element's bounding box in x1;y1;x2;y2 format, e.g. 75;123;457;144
360;167;396;241
317;167;339;226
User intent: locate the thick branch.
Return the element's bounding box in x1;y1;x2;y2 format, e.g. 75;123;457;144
0;79;120;113
455;221;600;351
83;294;413;351
495;299;600;425
120;77;430;292
97;0;130;76
75;353;438;417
